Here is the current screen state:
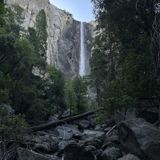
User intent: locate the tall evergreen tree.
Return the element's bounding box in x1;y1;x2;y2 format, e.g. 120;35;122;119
36;9;48;59
91;0;158;116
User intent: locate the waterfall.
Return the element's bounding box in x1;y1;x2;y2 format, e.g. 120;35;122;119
79;22;86;76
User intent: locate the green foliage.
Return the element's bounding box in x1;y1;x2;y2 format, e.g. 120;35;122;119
65;80;76;115
45;66;66;114
0;0;5;27
65;77;88;115
0;7;68;126
91;0;158;117
72;77;88;113
0;104;27;140
28;11;47;70
0;72;11;103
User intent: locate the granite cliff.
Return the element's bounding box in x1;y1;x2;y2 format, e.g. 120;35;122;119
5;0;94;77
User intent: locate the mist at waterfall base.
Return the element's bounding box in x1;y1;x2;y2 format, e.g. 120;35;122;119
79;22;86;77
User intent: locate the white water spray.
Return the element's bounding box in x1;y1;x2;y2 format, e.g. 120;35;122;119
79;22;86;76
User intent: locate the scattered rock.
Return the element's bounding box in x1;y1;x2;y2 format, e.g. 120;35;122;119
83;130;105;140
54;124;81;140
85;145;97;152
83;138;103;149
95;125;103;131
78;119;90;129
105;134;119;145
58;141;69;151
17;147;56;160
101;147;122;160
58;140;76;151
102;142;118;150
23;134;58;154
63;142;96;160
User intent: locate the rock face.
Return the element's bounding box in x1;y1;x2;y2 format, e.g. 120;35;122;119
5;0;94;78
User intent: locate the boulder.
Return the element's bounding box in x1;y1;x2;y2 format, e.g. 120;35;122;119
63;142;96;160
118;118;160;160
118;154;140;160
78;119;90;129
58;141;69;151
101;147;122;160
85;145;97;152
82;138;103;149
48;115;58;122
82;130;105;140
54;124;82;140
95;125;103;131
105;134;119;145
17;148;57;160
58;140;76;151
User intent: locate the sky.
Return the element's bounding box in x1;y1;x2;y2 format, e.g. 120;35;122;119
50;0;95;22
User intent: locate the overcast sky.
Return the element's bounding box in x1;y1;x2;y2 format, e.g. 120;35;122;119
50;0;95;22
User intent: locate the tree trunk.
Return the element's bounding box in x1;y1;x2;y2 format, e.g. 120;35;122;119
29;110;100;132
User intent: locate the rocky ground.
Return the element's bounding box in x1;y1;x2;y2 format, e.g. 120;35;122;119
12;110;160;160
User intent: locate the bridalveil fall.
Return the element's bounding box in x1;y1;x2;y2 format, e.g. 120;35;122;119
79;22;86;76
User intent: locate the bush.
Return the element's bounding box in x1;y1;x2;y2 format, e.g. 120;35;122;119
0;104;27;140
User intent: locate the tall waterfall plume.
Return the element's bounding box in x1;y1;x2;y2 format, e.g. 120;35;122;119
79;22;86;76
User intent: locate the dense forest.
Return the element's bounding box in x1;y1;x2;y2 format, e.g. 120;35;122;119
91;0;160;117
0;0;89;138
0;0;160;160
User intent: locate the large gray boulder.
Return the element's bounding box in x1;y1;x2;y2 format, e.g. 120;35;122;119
82;130;105;140
118;118;160;160
63;142;96;160
101;147;122;160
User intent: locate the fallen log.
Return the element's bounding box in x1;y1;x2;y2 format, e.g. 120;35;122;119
29;109;100;132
